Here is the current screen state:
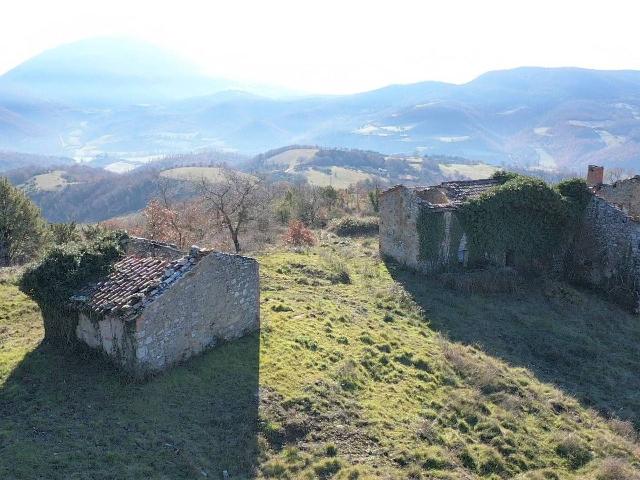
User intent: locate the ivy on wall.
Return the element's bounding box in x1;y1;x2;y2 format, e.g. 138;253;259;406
20;230;127;346
416;174;592;271
416;207;444;261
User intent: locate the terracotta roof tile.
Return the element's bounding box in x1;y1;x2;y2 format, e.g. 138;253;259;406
72;253;198;317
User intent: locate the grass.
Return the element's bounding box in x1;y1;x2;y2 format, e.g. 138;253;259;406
1;239;640;478
160;167;255;183
20;170;70;193
265;148;319;172
438;163;499;180
303;166;375;188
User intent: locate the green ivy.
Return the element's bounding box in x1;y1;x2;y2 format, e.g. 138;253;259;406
457;175;589;269
19;230;128;345
417;207;445;261
416;175;592;271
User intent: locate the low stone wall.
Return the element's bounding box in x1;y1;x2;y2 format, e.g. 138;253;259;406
122;236;184;260
569;197;640;313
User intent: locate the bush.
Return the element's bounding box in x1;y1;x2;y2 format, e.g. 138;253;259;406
596;457;639;480
320;252;352;284
457;175;582;269
19;230;127;346
283;220;316;247
329;216;379;237
0;177;48;265
554;434;593;469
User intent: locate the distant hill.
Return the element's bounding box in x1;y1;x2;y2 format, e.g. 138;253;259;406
2;41;640;172
250;145;498;187
4;165;184;223
0;151;73;171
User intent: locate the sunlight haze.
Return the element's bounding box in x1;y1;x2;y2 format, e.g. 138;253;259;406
2;0;640;94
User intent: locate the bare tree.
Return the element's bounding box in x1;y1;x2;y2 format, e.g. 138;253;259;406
605;168;634;184
197;169;266;252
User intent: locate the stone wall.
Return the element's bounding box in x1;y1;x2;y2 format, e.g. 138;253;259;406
379;186;466;272
75;251;260;376
569;197;640;313
132;252;259;374
76;312;137;370
122;236;184;260
597;176;640;219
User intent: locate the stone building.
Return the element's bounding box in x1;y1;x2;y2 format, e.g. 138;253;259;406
380;168;640;313
71;237;260;376
595;175;640;219
379;179;501;272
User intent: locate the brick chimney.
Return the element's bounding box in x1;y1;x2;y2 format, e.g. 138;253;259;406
586;165;604;187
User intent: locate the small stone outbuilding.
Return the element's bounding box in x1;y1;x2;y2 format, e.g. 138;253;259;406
71;237;259;376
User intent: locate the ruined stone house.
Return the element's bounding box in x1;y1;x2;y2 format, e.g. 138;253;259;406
379;179;502;273
71;237;260;376
592;173;640;219
379;168;640;313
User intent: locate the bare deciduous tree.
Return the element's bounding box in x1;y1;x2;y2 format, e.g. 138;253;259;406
197;169;267;252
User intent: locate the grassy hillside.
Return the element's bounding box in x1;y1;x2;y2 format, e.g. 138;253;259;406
160;166;256;184
1;239;639;479
252;146;503;188
160;166;228;183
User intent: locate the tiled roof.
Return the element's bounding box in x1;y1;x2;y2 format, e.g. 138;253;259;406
72;253;198;317
438;179;501;204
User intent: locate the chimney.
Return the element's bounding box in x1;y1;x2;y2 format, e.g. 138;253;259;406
586;165;604;187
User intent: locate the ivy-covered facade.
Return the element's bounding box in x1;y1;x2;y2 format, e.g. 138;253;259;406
379;179;503;273
379;172;640;314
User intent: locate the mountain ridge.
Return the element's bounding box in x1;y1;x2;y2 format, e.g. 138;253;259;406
1;39;640;171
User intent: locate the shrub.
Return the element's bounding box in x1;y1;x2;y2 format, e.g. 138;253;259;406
320;251;351;284
457;175;582;269
313;458;342;478
554;434;593;469
0;177;48;265
329;216;379;237
596;457;639;480
283;220;316;247
19;230;127;346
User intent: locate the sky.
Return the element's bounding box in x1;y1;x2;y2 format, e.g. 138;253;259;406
2;0;640;94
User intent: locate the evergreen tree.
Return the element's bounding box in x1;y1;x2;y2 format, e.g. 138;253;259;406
0;177;48;265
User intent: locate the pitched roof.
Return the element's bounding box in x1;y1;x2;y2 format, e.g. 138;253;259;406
437;179;502;205
72;252;201;318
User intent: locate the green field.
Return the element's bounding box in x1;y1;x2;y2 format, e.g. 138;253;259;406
438;164;500;180
266;148;319;172
160;166;228;183
303;166;374;188
1;240;639;479
20;170;70;193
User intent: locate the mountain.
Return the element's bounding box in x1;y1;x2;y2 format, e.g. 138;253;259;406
1;40;640;171
0;37;239;107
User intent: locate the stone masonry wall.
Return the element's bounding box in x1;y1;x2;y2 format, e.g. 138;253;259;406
379;187;464;272
597;176;640;219
76;312;136;370
379;187;423;270
123;236;184;260
132;252;259;374
569;197;640;313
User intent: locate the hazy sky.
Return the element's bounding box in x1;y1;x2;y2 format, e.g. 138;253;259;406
2;0;640;94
